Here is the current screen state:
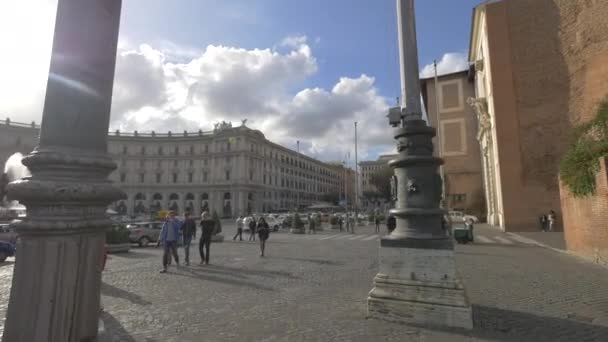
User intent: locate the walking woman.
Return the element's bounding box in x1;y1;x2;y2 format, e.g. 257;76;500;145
257;217;270;257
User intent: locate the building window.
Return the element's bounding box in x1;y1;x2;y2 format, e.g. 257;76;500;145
174;160;178;167
157;160;162;168
250;170;254;181
141;146;146;155
227;142;231;151
140;160;145;167
263;175;266;184
203;172;208;182
122;146;127;155
120;173;126;182
438;79;464;113
226;156;231;164
173;173;178;183
190;146;194;155
139;173;145;183
225;171;231;181
204;144;209;153
251;144;254;152
158;146;163;155
440;118;467;156
174;146;179;155
188;172;193;183
204;158;209;166
156;173;161;183
450;193;466;203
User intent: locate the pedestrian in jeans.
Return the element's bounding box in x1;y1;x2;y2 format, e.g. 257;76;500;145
548;210;556;232
233;216;244;241
181;212;196;265
157;211;181;273
248;217;257;241
539;214;548;232
257;217;270;257
338;217;344;232
308;215;316;234
375;216;381;233
386;215;396;234
199;212;215;265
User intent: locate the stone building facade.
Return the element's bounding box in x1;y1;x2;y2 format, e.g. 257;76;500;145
0;120;345;218
469;0;608;231
421;71;485;218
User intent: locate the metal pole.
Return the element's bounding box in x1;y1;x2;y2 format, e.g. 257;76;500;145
396;0;422;118
434;60;447;207
354;121;358;233
296;140;300;211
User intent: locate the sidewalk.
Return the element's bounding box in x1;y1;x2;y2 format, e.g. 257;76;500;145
480;223;566;250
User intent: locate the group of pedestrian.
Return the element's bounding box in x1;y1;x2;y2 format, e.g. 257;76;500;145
539;210;557;232
157;210;216;273
233;216;271;257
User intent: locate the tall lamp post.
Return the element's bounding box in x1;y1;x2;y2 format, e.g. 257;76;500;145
353;121;358;234
367;0;472;329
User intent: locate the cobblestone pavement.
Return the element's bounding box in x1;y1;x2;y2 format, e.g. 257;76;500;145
1;223;608;341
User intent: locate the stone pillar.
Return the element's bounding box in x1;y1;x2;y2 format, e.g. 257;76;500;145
367;0;472;330
3;0;124;341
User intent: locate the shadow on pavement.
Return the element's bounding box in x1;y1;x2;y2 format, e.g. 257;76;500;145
0;260;15;268
99;311;137;342
206;264;300;279
174;267;276;291
275;256;344;266
472;305;608;341
101;282;151;306
111;249;157;259
408;305;608;341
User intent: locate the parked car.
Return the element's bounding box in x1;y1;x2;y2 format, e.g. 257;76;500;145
447;211;465;223
0;223;16;244
127;222;164;247
264;216;282;232
464;214;479;223
0;241;16;263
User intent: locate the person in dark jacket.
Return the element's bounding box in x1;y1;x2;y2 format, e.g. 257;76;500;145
199;212;215;265
181;212;197;265
257;217;270;257
386;215;396;234
248;217;257;241
539;214;548;232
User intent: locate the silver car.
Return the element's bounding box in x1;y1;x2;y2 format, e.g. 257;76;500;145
127;222;164;247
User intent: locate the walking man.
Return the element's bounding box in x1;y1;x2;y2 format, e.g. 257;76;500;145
539;214;548;232
386;214;396;235
548;210;556;232
233;215;244;241
308;214;316;234
374;215;380;233
248;217;257;241
338;216;344;232
199;212;215;265
157;211;181;273
181;211;196;265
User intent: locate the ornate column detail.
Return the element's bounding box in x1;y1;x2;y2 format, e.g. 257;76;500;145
367;0;472;330
467;97;491;143
3;1;124;341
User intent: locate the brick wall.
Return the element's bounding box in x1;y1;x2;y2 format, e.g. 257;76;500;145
484;0;608;231
560;157;608;266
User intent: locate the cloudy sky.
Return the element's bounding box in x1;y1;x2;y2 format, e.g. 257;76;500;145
0;0;480;162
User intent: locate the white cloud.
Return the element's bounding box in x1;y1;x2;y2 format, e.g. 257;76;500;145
280;35;308;48
420;52;469;78
1;27;394;161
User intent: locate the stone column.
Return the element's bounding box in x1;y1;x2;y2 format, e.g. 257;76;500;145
2;1;124;341
367;0;472;330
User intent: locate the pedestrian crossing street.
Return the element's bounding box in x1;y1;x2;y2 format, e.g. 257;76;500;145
275;231;542;246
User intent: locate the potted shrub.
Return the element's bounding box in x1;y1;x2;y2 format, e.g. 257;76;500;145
290;213;305;234
106;224;131;253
